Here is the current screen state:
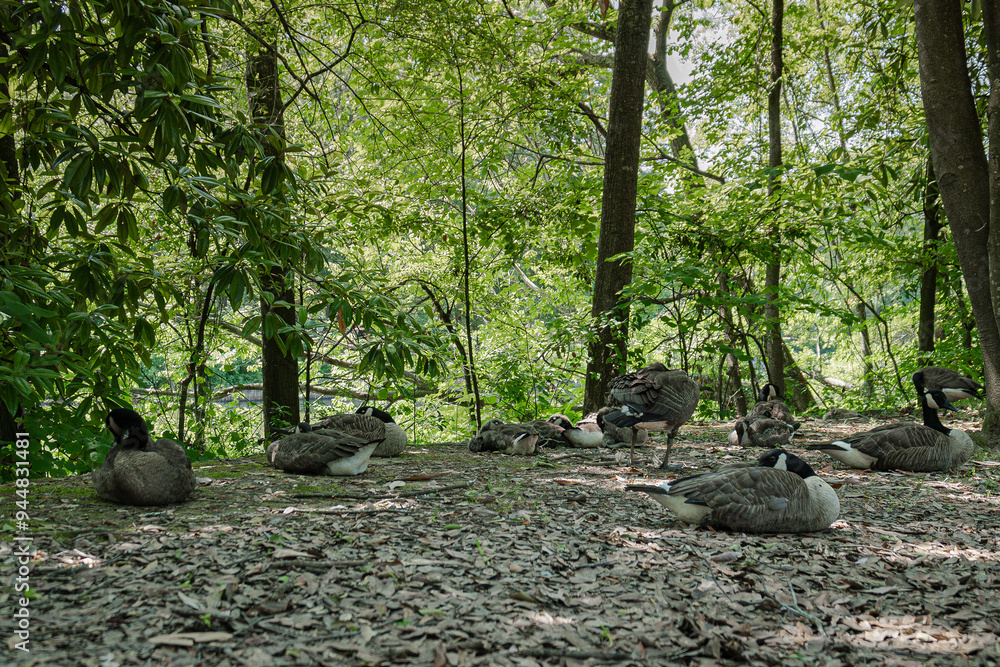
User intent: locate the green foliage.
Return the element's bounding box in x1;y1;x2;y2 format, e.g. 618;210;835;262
1;0;990;478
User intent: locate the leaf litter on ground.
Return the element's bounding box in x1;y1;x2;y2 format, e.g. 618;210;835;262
2;413;1000;665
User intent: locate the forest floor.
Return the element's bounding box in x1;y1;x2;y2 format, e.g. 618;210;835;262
3;411;1000;667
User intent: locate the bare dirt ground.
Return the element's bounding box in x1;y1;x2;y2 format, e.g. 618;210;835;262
3;412;1000;666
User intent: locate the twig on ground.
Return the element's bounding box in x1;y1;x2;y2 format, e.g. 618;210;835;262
545;452;597;462
291;480;475;500
760;577;826;633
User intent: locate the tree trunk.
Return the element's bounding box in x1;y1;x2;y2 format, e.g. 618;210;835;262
247;28;300;436
918;155;941;355
260;267;300;433
781;342;815;413
855;300;874;398
914;0;1000;444
763;0;786;394
647;0;700;177
583;0;654;412
718;272;749;415
985;0;1000;353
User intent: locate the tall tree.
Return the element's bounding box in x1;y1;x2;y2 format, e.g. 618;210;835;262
913;0;1000;442
246;23;300;436
584;0;655;412
918;156;942;355
763;0;787;396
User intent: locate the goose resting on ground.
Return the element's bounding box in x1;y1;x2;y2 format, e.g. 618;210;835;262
604;363;700;467
805;388;973;471
625;449;840;533
535;413;605;448
596;407;649;448
94;408;196;506
748;383;798;425
727;417;797;448
316;406;406;458
267;415;384;475
469;419;538;455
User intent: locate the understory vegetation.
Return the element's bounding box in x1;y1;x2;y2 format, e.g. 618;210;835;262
0;0;990;478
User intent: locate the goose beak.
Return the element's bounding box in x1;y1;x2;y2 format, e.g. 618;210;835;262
926;390;959;412
938;394;959;412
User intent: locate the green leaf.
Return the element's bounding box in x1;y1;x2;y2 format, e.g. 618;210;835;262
163;185;182;213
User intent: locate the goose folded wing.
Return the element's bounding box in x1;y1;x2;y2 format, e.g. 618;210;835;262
681;468;807;531
268;432;373;472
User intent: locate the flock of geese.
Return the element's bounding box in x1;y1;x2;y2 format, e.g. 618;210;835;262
92;365;981;536
92;406;405;506
619;363;979;533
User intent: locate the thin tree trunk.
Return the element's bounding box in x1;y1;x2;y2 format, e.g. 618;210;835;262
915;0;1000;444
814;0;848;155
647;0;701;180
247;27;300;436
420;284;478;426
718;272;748;415
855;300;874;398
918;155;941;356
763;0;786;394
455;50;482;429
176;281;215;448
583;0;654;412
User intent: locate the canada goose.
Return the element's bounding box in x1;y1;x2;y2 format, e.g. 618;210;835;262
596;407;650;448
726;417;797;448
543;413;605;448
468;419;539;455
625;449;840;533
352;406;407;457
266;415;384;475
805;388;973;471
311;408;398;457
528;417;572;448
748;383;798;425
94;408;196;506
605;363;700;467
912;367;982;402
573;412;615;448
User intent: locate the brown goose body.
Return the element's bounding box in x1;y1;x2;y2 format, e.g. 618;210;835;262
912;367;982;403
94;409;195;506
534;413;605;448
727;417;796;448
596;407;649;447
605;363;700;467
528;417;572;448
626;449;840;533
469;419;538;455
747;384;798;424
317;407;406;458
267;416;384;475
806;389;973;472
